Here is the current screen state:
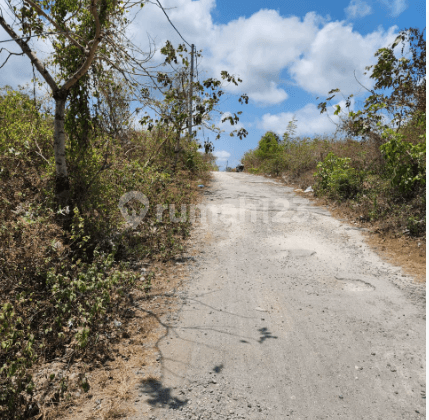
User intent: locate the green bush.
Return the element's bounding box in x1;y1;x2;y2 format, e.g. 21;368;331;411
0;303;35;417
255;131;281;159
183;140;206;172
0;87;53;161
247;167;260;174
0;207;138;417
314;152;363;200
380;125;425;195
260;152;288;176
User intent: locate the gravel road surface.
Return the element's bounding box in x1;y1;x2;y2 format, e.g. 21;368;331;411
133;172;425;420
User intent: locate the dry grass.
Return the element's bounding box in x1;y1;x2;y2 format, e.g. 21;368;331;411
245;132;426;241
365;233;426;283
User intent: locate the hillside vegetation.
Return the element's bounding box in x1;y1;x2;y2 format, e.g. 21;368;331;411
0;84;221;418
0;38;244;418
242;28;425;238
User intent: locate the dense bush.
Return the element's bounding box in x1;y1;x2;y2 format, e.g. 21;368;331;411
380;124;426;195
314;152;364;200
242;135;368;180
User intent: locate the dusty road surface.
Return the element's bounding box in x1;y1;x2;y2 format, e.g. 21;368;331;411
132;172;425;420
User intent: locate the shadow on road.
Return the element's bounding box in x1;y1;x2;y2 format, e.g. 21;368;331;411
138;378;188;409
134;296;278;410
213;363;224;373
258;327;278;343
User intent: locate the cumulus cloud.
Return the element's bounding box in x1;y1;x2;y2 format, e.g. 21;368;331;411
259;99;354;137
203;10;321;105
245;81;288;105
130;2;397;104
126;5;322;105
0;0;400;110
290;23;397;96
213;150;230;162
127;0;216;59
379;0;408;17
345;0;373;19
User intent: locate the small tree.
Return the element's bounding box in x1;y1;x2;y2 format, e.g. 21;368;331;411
317;27;426;140
139;42;248;170
256;131;280;157
282;117;298;143
317;27;426;194
0;0;152;203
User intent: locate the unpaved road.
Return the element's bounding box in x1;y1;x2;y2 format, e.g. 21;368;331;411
133;172;425;420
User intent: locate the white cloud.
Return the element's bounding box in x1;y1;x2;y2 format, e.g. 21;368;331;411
249;81;288;105
127;0;216;56
213;150;230;161
290;22;397;96
0;0;400;111
379;0;408;17
128;5;322;105
345;0;373;19
259;99;354;137
204;10;321;105
130;3;398;104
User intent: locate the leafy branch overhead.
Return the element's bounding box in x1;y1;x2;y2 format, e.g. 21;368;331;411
139;42;249;141
317;27;426;138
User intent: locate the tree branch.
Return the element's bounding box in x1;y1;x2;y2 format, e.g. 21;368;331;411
63;0;102;90
23;0;85;52
143;135;170;169
0;47;24;69
354;70;373;94
0;15;59;92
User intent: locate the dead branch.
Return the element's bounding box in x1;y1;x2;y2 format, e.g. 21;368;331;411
0;47;24;69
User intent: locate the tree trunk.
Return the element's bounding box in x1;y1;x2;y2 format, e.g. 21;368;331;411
173;132;181;173
53;91;70;205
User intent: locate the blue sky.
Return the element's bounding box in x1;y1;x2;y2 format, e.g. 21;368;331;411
0;0;426;170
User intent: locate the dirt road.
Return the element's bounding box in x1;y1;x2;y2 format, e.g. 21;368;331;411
133;172;425;420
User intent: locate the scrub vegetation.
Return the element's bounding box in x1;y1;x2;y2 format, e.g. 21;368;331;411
0;1;246;415
242;27;425;238
0;84;221;418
